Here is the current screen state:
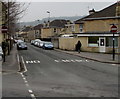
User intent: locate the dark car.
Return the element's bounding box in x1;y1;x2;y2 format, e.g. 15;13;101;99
42;42;54;50
17;42;28;50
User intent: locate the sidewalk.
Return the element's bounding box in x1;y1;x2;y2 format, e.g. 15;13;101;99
55;49;120;64
2;46;19;74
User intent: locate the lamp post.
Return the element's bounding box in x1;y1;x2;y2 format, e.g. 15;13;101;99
47;11;50;22
110;24;117;61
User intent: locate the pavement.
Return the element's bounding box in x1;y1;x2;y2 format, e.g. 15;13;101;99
1;46;119;74
2;45;20;75
55;49;120;64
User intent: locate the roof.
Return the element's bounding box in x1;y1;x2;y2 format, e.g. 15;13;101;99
33;24;43;30
49;19;68;28
22;26;32;32
75;2;120;23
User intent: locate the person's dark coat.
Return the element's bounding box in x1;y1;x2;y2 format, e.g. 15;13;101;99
76;41;82;51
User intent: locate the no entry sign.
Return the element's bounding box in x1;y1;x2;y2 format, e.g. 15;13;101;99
2;26;8;33
111;24;117;33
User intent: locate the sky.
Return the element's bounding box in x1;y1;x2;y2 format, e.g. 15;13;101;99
16;0;118;22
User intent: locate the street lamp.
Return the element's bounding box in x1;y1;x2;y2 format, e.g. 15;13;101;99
47;11;50;22
110;24;117;61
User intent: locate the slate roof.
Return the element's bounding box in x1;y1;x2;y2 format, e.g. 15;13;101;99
75;2;120;24
22;27;32;32
49;19;69;28
34;24;43;30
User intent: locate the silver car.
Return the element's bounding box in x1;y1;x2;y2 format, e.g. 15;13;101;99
0;46;3;61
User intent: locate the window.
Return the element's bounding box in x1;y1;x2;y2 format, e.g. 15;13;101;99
106;37;118;47
71;25;75;32
79;24;83;32
88;37;99;47
54;28;57;33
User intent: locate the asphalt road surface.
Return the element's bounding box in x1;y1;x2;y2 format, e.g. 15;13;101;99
2;44;118;98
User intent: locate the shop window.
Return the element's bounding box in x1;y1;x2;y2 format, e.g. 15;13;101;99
88;37;99;47
106;37;118;47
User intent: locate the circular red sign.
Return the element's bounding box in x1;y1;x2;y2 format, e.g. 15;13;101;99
111;25;117;32
2;26;8;33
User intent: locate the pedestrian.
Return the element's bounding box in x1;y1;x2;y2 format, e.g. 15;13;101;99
76;40;82;53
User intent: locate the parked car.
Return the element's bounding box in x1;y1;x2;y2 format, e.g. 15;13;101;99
42;42;54;50
17;42;28;50
17;40;24;44
31;40;35;45
34;41;39;47
38;41;44;48
0;46;3;61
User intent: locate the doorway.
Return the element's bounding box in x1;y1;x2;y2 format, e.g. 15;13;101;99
99;37;106;53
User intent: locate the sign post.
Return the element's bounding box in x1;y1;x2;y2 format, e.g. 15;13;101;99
1;25;8;62
111;24;117;61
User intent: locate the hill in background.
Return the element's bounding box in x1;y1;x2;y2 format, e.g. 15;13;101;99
18;16;85;28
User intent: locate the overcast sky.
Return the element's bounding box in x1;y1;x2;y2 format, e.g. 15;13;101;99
18;0;117;22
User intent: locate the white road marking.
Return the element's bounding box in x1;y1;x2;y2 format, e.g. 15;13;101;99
54;60;59;62
70;60;76;62
30;61;34;63
75;59;82;62
62;60;67;62
17;54;20;63
21;56;28;73
19;57;36;99
85;60;89;62
20;72;36;99
26;60;41;64
111;64;117;66
37;60;41;63
17;54;21;71
28;89;33;93
55;59;90;63
30;94;36;99
23;77;26;80
65;60;71;62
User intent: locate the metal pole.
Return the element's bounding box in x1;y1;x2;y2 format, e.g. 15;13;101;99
49;12;50;22
113;31;115;61
7;0;10;55
47;11;50;22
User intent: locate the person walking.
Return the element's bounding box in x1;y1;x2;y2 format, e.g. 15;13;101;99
76;40;82;53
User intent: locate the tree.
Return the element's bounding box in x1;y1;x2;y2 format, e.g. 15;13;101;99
3;0;30;34
2;0;30;51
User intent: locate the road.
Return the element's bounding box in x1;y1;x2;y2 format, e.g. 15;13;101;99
2;44;118;98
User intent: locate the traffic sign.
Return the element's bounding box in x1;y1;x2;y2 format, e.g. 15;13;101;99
2;26;8;33
111;24;117;33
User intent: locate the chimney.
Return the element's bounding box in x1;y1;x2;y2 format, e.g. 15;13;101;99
89;9;95;15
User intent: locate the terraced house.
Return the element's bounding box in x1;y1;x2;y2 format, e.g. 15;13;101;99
41;20;70;41
59;2;120;53
20;26;32;42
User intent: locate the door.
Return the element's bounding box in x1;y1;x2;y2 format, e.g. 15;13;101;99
99;37;106;53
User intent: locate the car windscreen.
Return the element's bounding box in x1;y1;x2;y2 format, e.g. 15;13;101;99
45;43;53;45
